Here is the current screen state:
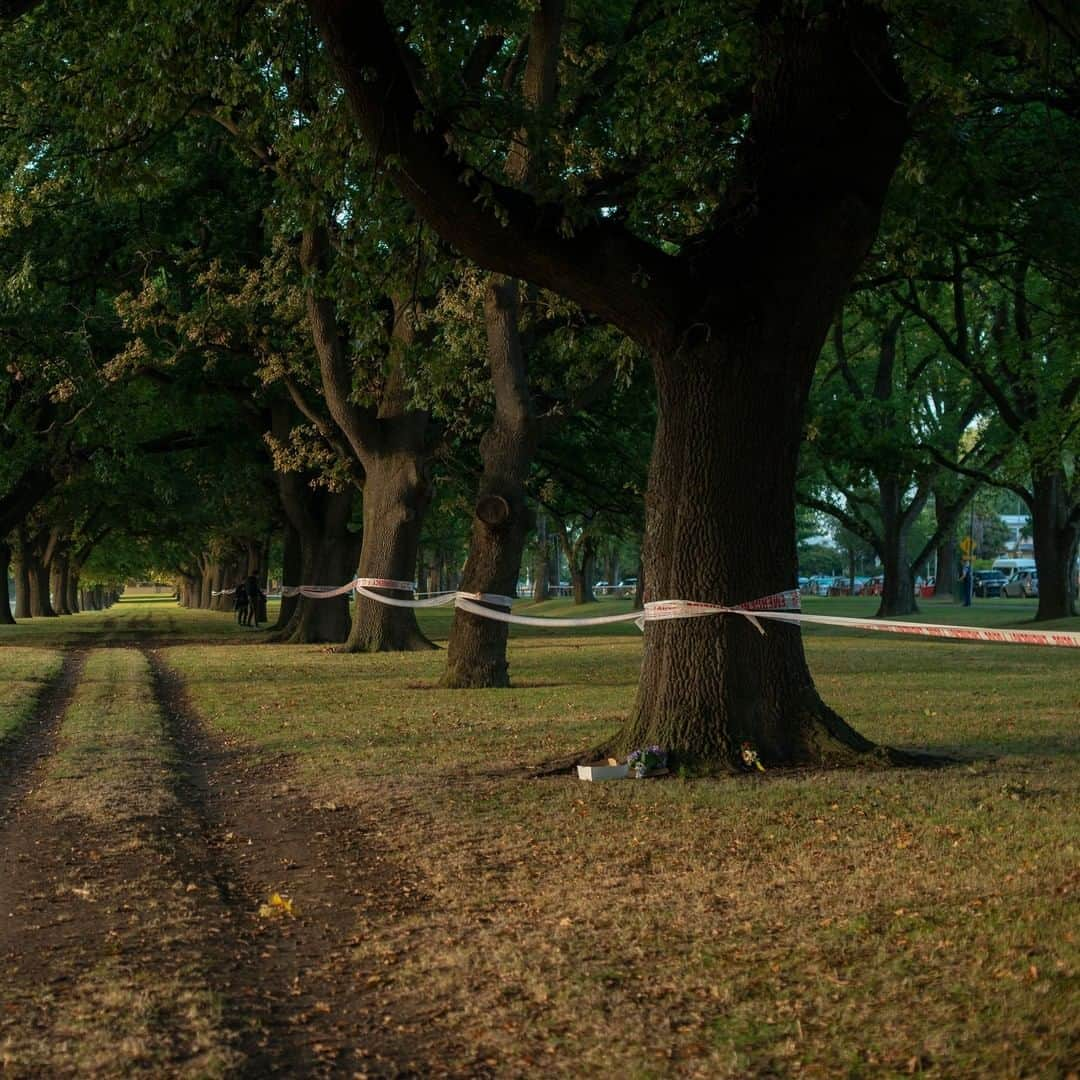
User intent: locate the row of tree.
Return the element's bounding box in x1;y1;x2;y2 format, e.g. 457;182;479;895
1;0;1076;766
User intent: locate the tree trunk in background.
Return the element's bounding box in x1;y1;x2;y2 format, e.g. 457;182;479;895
0;541;15;624
936;537;957;601
571;541;597;605
344;452;433;653
604;553;619;592
278;487;356;645
272;520;302;631
29;555;56;617
198;557;213;609
14;555;31;618
65;567;79;614
875;475;919;617
50;555;72;616
532;513;550;602
443;277;537;687
1031;470;1079;620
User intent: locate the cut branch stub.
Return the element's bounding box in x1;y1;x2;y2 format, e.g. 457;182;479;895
476;495;511;527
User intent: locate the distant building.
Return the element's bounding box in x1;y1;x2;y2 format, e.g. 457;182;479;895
1000;514;1033;554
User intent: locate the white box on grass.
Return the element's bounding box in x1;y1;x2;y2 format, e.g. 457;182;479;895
576;762;629;781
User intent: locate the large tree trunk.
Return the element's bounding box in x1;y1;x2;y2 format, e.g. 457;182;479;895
618;335;882;768
443;277;537;687
1030;469;1079;620
342;453;433;653
0;541;14;625
279;488;357;645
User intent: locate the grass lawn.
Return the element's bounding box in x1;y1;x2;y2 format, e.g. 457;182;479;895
0;648;62;744
1;596;1077;1075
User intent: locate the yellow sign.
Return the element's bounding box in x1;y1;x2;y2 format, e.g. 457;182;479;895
959;536;976;558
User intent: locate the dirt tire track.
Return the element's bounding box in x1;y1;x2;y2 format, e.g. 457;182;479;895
0;648;88;823
144;646;432;1078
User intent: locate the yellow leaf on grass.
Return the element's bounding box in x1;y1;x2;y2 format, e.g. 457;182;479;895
258;892;296;918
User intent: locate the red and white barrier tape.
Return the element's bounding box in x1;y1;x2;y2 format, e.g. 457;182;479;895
256;578;1080;648
745;609;1080;648
355;584;515;609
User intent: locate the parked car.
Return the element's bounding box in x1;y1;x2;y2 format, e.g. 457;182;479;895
616;578;638;597
864;575;884;596
973;569;1008;598
920;576;937;598
1002;570;1039;598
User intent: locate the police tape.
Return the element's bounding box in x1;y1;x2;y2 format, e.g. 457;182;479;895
247;578;1080;648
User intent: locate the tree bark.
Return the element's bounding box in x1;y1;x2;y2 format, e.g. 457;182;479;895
14;551;30;619
876;475;920;618
343;452;433;653
1030;469;1079;620
618;333;888;768
443;277;537;687
50;554;72;616
0;540;14;624
278;486;357;645
272;520;302;631
532;513;550;601
571;539;597;605
932;486;963;601
28;554;56;617
65;566;79;614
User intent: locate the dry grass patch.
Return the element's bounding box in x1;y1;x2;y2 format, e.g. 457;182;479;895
34;648;175;826
2;648;243;1078
0;963;238;1079
166;624;1079;1077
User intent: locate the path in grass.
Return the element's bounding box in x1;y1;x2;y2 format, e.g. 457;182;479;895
0;644;441;1077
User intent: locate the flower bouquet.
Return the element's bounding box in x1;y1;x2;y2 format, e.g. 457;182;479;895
627;745;667;778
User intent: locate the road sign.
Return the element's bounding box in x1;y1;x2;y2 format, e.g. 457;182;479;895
959;536;976;558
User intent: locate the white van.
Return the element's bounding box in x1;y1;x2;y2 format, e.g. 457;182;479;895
992;557;1036;578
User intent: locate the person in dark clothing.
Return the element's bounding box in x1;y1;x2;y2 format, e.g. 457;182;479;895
233;581;249;624
960;562;973;607
243;574;263;627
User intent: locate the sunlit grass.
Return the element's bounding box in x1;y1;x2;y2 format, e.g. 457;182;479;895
0;647;63;744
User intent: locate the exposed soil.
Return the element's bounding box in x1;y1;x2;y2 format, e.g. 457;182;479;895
0;644;441;1078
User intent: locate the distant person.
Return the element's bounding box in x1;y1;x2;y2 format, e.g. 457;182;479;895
960;562;973;607
233;580;249;625
243;574;264;627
